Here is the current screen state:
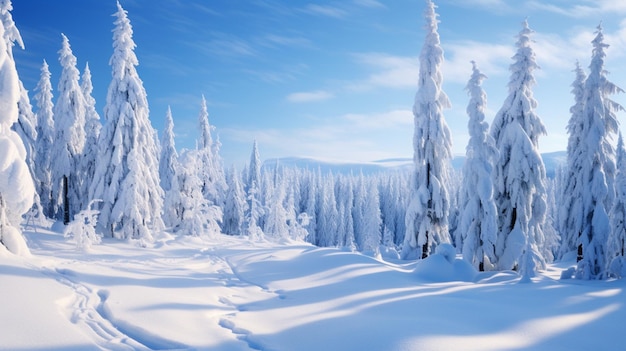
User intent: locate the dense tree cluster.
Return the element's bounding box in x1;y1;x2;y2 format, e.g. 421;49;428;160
1;0;625;280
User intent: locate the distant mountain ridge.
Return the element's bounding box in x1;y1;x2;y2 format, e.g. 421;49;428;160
264;151;567;178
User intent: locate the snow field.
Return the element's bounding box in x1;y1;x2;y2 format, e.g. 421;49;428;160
1;224;624;351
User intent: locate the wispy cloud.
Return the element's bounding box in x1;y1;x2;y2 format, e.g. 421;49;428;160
528;0;626;18
304;4;347;18
286;90;334;103
353;0;386;9
347;53;418;91
342;109;412;129
186;33;256;59
260;34;312;49
452;0;514;14
244;63;309;84
443;41;513;83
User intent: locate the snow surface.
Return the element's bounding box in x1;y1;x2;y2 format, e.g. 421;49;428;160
2;223;625;351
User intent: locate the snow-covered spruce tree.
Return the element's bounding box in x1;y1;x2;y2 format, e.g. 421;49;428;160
79;62;101;210
160;107;179;229
459;62;498;271
159;106;178;193
167;151;222;237
316;172;339;247
302;171;317;244
264;172;290;241
336;176;356;251
243;180;264;240
34;60;55;218
607;133;626;277
197;95;226;209
0;0;35;254
90;2;164;241
402;0;452;260
360;177;382;258
558;62;587;259
285;184;309;242
242;141;264;240
247;139;262;192
575;24;623;279
490;20;548;276
13;80;43;219
51;34;86;224
223;165;245;235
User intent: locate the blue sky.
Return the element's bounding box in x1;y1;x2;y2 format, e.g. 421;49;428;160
10;0;626;166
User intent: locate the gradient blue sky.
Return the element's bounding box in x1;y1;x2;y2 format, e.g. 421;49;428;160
10;0;626;166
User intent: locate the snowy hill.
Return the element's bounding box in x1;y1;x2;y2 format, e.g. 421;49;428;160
2;223;625;351
265;151;567;177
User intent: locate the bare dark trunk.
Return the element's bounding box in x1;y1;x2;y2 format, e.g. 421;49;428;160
63;175;70;225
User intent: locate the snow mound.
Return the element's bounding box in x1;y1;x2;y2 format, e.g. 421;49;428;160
414;244;477;282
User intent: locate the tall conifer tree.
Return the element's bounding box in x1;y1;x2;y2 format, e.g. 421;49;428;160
575;25;623;279
402;0;452;259
51;34;86;223
90;1;163;241
459;62;498;271
490;20;547;276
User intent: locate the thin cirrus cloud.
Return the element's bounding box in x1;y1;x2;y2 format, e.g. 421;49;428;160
286;90;334;103
303;4;347;18
528;0;626;18
347;53;418;91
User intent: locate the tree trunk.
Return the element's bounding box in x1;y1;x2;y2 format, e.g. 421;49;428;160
422;161;431;259
63;175;70;225
422;232;429;259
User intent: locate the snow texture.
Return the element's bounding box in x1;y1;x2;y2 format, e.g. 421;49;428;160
3;224;626;351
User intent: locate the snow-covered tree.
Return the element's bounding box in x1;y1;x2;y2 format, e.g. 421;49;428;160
607;133;626;277
51;33;86;224
34;60;55;218
264;173;290;241
558;62;587;259
490;20;548;276
223;166;245;235
360;177;382;258
13;80;42;220
13;81;37;179
167;151;222;237
160;107;179;228
402;0;452;260
197;95;226;209
248;140;262;192
243;180;264;240
243;141;264;240
159;106;178;193
316;172;339;247
459;62;498;271
575;25;623;279
90;2;163;241
64;199;102;251
79;62;101;209
0;0;35;254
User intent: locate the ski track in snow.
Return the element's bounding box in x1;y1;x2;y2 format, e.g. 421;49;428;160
216;255;286;351
30;239;280;351
43;266;190;351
